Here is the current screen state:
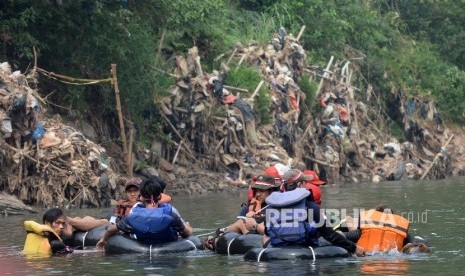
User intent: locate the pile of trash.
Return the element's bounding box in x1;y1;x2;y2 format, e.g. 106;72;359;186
0;62;126;208
158;26;459;185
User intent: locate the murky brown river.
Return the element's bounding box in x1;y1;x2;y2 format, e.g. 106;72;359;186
1;177;464;275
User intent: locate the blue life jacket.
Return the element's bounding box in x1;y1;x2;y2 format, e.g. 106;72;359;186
125;203;178;245
265;188;318;247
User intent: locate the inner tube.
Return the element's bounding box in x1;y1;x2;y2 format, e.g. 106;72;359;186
72;225;107;248
215;232;263;255
244;245;349;262
105;234;204;255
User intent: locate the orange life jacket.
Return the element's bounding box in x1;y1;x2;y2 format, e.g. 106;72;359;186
247;198;263;217
114;193;172;217
356;210;409;252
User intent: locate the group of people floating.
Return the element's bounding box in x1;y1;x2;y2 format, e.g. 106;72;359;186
22;165;430;257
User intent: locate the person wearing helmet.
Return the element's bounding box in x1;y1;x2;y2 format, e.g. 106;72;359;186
243;169;365;256
204;175;280;251
302;169;326;206
109;176;172;223
97;176;192;248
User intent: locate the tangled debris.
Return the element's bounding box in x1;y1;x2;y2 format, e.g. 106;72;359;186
0;62;129;208
156;26;461;186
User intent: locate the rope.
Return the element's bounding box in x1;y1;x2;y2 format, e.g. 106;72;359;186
257;248;267;262
227;237;237;255
185;239;197;251
308;246;316;262
36;67;112;86
82;231;89;249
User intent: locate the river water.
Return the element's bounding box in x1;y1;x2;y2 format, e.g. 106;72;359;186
1;178;464;275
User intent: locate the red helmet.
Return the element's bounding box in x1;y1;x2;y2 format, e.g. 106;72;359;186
264;164;290;183
303;170;326;186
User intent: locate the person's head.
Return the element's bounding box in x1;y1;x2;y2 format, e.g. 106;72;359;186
139;176;165;206
125;177;142;203
282;169;313;191
42;208;66;236
251;175;280;203
375;204;393;214
302;170;326;186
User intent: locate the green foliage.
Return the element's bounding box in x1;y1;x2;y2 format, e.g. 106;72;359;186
255;86;272;124
225;67;271;124
389;121;405;142
300;78;317;110
235;0;280;11
226;67;262;93
391;0;465;68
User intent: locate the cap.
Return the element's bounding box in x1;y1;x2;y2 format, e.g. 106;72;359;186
282;169;312;184
306;183;322;206
303;170;326;186
125;177;142;191
251;175;280;190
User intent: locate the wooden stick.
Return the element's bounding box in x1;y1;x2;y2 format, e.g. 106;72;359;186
226;48;237;65
111;64;129;174
156;28;166;61
215;137;225;152
235;53;246;71
223;85;249;93
160;113;196;160
296;25;306;41
69;190;83;204
248;80;265;102
420;134;454;180
172;141;183;165
306;156;338;168
294;91;301;123
152;67;180;78
315;56;334;99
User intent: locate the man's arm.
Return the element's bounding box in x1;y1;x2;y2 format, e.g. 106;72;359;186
96;224;118;249
308;202;364;256
171;207;192;238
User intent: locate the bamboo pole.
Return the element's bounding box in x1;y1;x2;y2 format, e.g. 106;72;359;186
172;141;183;165
235;53;246;71
306;156;338;168
223;85;249;93
295;91;301;123
248;80;265;105
226;48;237;65
156;28;166;61
160;113;196;160
111;64;129;174
296;25;306;41
420;134;454;180
315;56;334;99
